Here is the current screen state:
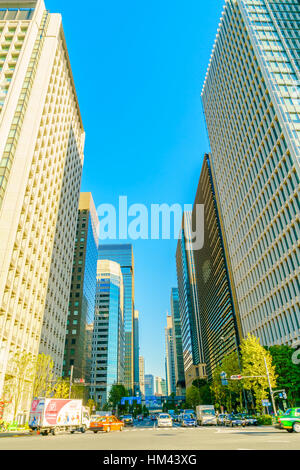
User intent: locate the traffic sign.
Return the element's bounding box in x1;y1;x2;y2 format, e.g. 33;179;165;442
231;375;242;380
262;400;271;407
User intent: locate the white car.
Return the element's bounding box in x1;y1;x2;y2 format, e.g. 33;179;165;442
157;413;173;428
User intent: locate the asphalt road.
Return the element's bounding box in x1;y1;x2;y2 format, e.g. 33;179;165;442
0;420;299;450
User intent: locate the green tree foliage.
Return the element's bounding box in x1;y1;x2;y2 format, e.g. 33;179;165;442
192;378;212;405
268;345;300;406
52;378;70;399
185;386;200;409
241;334;277;413
86;399;97;414
4;351;36;420
32;354;54;399
108;384;128;408
210;365;227;412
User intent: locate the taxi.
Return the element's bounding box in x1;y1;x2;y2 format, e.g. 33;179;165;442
275;408;300;433
89;415;124;433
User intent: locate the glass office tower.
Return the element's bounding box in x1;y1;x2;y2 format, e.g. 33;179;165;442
165;315;176;396
133;310;140;395
90;260;124;407
170;288;185;395
176;213;206;389
63;193;99;382
98;244;135;393
192;155;242;380
144;374;155;397
202;0;300;347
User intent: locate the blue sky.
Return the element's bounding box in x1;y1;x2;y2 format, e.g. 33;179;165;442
47;0;224;378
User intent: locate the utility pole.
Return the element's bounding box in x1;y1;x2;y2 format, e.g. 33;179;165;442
69;365;74;400
264;357;277;416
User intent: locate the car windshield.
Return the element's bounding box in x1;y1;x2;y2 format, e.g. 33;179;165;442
202;410;215;415
283;409;292;416
123;415;132;419
159;414;170;419
183;414;194;419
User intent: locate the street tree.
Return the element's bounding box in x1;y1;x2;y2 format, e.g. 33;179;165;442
186;386;200;409
52;378;69;399
32;354;54;398
268;345;300;407
4;351;36;420
192;378;212;405
241;334;277;413
108;384;128;408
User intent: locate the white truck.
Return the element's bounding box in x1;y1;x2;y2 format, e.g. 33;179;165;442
29;398;90;436
196;405;217;426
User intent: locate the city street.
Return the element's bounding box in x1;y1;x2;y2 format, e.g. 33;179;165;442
0;420;299;450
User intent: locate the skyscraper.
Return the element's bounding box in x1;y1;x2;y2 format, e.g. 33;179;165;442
90;260;124;407
144;374;155;397
0;0;85;410
98;244;135;393
165;315;176;396
176;213;206;389
62;193;99;382
139;356;145;397
170;288;185;395
133;310;140;395
192;154;242;380
202;0;300;347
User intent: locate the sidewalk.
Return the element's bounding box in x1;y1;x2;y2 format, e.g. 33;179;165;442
0;431;31;438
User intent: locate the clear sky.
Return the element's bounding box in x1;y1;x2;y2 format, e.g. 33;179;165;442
47;0;225;379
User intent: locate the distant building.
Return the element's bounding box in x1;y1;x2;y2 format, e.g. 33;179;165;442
170;288;185;395
165;315;176;395
139;357;145;397
63;193;99;381
176;213;206;389
134;310;140;395
144;374;155;397
90;260;124;407
99;245;135;394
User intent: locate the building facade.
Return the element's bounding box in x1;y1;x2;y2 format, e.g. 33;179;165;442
98;244;135;393
165;315;176;396
144;374;155;397
176;213;206;389
133;310;140;395
192;154;242;380
90;260;124;407
0;0;85;414
202;0;300;347
139;356;145;397
170;288;185;395
62;193;99;382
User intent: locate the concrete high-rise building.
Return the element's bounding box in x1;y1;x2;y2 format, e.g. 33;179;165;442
0;0;85;412
62;193;99;381
144;374;154;397
202;0;300;347
98;244;135;393
90;260;124;407
133;310;140;395
139;356;145;397
154;376;166;396
192;154;242;380
170;288;185;395
176;213;206;389
165;315;176;396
